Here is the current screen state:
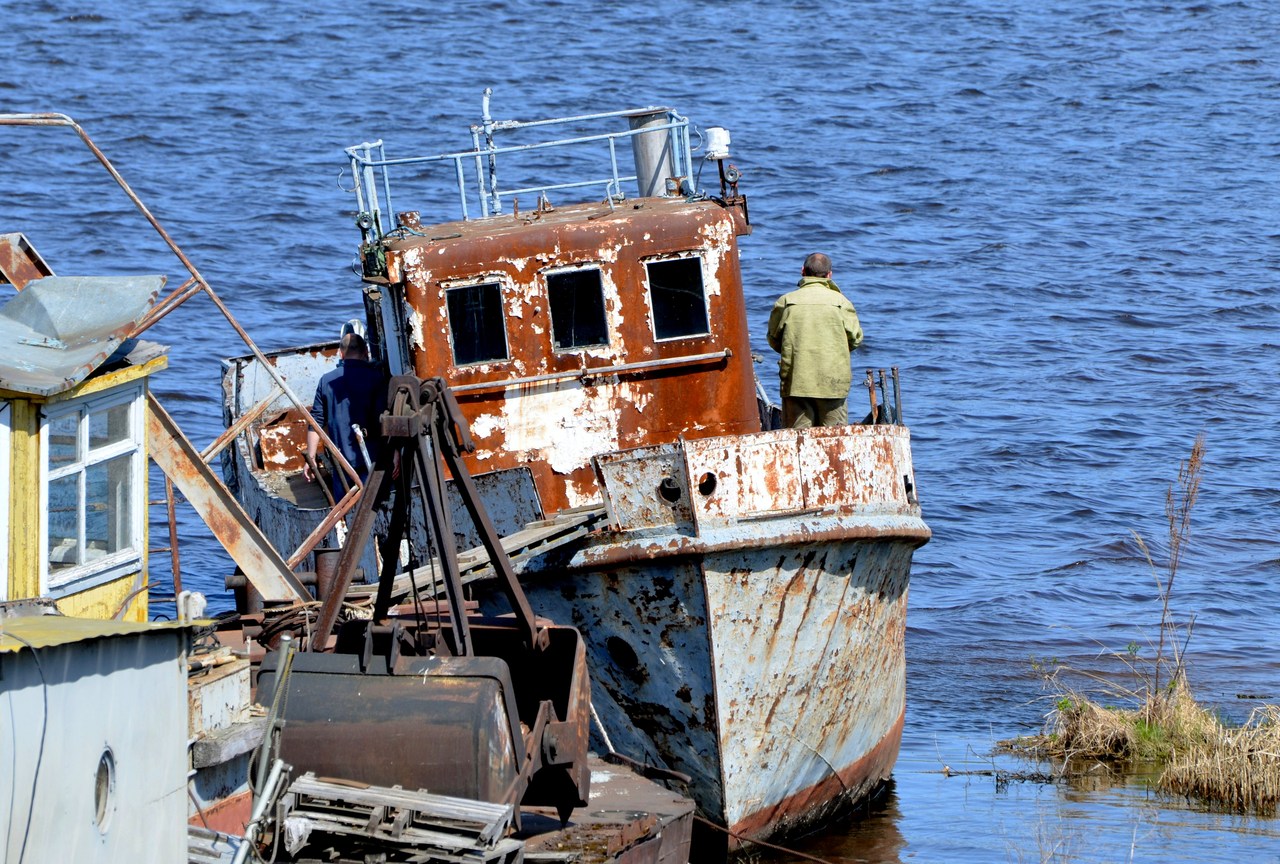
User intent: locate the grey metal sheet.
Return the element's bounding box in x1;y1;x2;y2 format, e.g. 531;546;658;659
0;274;163;396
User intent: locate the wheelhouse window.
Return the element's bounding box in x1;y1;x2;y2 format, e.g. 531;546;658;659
547;267;609;350
43;384;144;590
446;280;509;365
645;256;710;340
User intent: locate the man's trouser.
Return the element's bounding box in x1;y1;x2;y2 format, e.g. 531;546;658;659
782;395;848;429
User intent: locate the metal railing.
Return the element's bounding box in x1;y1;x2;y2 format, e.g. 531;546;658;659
344;91;696;236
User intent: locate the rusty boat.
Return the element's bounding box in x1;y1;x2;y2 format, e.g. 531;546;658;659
222;96;930;851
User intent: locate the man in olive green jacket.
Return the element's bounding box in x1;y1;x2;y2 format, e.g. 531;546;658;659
766;252;864;428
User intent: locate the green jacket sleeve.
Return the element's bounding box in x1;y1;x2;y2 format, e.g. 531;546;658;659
767;299;787;352
844;305;863;350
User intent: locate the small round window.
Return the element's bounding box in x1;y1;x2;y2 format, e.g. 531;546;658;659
94;748;116;832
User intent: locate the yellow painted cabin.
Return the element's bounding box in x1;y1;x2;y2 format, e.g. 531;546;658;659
0;240;166;622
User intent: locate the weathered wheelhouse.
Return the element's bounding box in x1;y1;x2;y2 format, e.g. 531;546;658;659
374;196;758;512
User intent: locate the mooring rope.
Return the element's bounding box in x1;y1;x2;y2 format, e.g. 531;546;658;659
693;815;839;864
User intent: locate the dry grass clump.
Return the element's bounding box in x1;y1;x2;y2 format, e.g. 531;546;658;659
1162;704;1280;815
1002;436;1280;814
1018;680;1219;765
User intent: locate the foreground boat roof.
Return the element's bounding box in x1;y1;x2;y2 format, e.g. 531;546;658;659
0;613;194;653
0;274;163;396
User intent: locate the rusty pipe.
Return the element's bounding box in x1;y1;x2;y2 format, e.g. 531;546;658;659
864;369;879;424
891;366;903;425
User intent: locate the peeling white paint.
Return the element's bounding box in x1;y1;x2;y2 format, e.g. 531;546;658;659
469;412;502;440
697;217;736;298
501;381;618;475
407;307;426;350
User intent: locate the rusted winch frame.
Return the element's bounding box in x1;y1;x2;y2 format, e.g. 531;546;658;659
281;375;587;824
311;374;548;654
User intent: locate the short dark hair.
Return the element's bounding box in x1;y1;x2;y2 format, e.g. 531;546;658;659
802;252;832;277
340;332;369;360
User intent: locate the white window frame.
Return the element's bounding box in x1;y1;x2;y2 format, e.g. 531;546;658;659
39;382;146;598
0;401;9;601
642;252;712;343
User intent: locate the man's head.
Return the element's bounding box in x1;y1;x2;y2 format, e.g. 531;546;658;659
802;252;832;278
340;332;369;361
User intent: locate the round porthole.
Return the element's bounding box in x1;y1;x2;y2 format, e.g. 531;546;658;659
697;472;718;496
94;748;116;832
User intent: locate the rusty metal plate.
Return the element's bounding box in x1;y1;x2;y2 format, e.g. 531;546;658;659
795;425;915;509
0;232;54;288
594;425;922;537
593;445;692;531
258;417;308;473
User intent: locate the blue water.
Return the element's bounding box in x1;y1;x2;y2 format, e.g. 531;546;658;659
5;1;1280;860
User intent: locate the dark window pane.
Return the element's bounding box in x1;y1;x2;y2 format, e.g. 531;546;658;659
548;269;608;350
646;257;709;339
446;282;508;365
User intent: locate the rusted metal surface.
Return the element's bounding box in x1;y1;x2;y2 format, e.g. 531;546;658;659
591;424;926;541
481;560;725;820
0;274;162;396
497;535;914;844
146;392;309;602
522;756;695;864
386;197;760;515
0;232;54;288
258;651;523;803
256;412;308;472
704;539;910;837
478;423;928;844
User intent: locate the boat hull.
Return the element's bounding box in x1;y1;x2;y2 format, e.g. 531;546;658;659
506;532;913;846
496;423;927;845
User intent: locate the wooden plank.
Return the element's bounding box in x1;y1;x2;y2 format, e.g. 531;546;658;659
190;716;268;769
346;505;605;602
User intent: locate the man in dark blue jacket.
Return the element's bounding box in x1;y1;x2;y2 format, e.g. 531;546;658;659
303;331;387;497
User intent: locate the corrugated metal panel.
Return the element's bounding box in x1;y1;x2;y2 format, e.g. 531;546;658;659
0;612;194;653
0;274;163;396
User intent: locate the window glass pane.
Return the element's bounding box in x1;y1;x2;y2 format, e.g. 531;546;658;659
548;269;608;350
446;282;508;365
48;412;79;469
646;257;709;339
86;454;134;560
48;473;81;572
89;402;131;450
